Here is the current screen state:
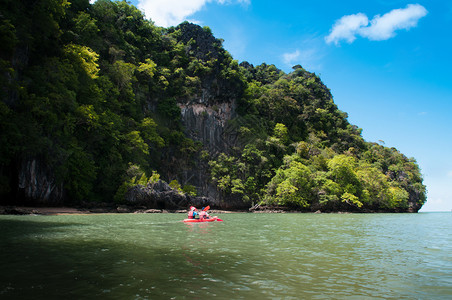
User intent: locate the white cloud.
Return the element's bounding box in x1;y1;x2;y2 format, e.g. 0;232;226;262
325;4;427;45
137;0;250;27
137;0;207;27
218;0;250;4
360;4;428;40
325;13;369;45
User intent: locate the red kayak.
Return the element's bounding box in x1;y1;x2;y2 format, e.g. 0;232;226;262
183;216;223;223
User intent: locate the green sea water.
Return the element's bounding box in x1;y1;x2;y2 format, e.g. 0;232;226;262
0;212;451;299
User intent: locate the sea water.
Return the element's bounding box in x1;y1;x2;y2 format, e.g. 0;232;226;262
0;212;451;299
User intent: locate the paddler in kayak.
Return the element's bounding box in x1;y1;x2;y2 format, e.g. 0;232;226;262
187;206;198;219
199;207;210;220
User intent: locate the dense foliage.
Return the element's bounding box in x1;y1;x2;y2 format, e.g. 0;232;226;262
0;0;426;211
209;64;426;211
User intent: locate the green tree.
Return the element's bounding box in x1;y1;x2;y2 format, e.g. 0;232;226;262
266;160;314;207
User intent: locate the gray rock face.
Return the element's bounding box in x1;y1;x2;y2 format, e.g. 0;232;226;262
124;180;211;209
177;93;242;205
174;25;243;204
18;159;64;204
179;101;236;153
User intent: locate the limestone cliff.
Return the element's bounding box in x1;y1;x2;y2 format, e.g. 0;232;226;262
17;159;64;205
170;23;246;208
179;101;236;153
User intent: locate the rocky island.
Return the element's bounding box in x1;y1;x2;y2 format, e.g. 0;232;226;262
0;0;426;213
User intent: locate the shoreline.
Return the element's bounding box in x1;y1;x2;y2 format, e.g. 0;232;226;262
0;205;420;215
0;206;246;216
0;205;316;215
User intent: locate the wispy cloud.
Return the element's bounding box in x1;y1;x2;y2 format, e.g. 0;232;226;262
282;48;324;72
137;0;250;27
282;50;301;65
282;36;325;72
325;4;428;45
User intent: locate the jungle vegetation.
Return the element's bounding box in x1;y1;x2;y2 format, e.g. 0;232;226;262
0;0;426;211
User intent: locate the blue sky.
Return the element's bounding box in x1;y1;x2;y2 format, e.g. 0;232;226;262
125;0;452;211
